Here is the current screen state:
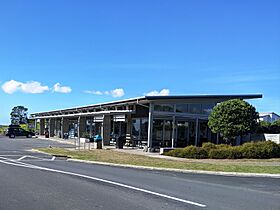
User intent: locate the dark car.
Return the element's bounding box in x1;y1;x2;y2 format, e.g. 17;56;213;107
6;125;35;138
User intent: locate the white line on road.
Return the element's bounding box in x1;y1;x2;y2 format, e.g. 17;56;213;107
17;156;27;161
12;155;55;161
0;157;41;168
0;157;206;208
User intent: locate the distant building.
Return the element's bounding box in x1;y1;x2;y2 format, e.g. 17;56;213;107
259;112;280;123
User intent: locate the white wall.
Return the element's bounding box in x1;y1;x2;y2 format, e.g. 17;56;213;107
264;134;280;144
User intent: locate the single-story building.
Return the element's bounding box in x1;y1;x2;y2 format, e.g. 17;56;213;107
259;112;280;123
30;94;262;151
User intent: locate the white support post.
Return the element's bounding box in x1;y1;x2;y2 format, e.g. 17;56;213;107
171;105;176;148
147;103;154;151
78;116;81;151
171;115;176;148
61;118;63;139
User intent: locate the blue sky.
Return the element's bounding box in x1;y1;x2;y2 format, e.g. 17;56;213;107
0;0;279;124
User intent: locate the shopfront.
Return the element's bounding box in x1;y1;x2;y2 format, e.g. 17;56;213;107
31;94;262;151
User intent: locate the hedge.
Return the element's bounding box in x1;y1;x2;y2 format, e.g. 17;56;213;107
208;147;243;159
166;146;208;159
164;141;280;159
242;141;280;159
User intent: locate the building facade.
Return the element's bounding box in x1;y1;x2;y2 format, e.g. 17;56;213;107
259;112;280;123
30;94;262;151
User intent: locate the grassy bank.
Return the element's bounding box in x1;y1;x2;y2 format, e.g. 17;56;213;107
37;148;280;174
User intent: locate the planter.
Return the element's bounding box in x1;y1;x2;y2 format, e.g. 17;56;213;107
80;138;87;143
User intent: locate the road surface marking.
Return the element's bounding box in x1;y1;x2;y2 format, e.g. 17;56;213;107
17;156;27;161
11;155;55;161
0;157;40;168
0;157;206;208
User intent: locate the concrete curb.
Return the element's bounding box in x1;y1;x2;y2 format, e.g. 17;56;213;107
68;158;280;179
30;149;53;155
37;136;75;145
31;148;280;179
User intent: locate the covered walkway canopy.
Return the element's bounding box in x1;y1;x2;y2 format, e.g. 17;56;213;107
30;94;262;151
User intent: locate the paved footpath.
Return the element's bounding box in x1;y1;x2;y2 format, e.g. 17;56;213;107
0;136;279;210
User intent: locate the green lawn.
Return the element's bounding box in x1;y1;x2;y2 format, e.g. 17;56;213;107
37;148;280;174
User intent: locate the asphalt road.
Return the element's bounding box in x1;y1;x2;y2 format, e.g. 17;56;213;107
0;136;279;210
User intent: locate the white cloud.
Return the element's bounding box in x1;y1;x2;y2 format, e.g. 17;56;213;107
1;80;21;94
53;83;72;93
1;80;49;94
145;89;170;96
84;90;103;95
84;88;125;98
109;88;125;98
21;81;49;94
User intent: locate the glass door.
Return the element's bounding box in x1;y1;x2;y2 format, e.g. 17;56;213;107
152;119;173;147
176;121;189;147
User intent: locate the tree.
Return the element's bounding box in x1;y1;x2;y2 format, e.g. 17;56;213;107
10;106;28;125
260;120;271;127
272;119;280;127
256;120;280;134
208;99;259;144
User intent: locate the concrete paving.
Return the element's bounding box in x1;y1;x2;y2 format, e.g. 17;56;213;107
0;136;280;210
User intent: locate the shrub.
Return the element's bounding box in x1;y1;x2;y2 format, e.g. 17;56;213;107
181;146;208;159
165;141;280;159
82;132;90;139
209;147;243;159
241;141;280;159
202;142;216;152
216;144;231;149
164;148;184;158
165;146;208;159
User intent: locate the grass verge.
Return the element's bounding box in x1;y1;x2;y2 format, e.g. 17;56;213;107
37;148;280;174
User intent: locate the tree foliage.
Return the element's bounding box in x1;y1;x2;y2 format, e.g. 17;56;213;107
10;106;28;125
208;99;259;143
257;120;280;134
272;119;280;127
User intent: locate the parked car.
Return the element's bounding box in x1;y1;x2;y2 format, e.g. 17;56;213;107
6;125;35;138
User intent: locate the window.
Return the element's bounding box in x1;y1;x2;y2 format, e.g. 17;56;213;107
189;104;202;114
132;119;140;137
132;118;148;140
154;104;174;112
202;104;214;114
140;118;148;140
86;119;93;135
176;104;188;113
152;120;164;141
152;119;173;147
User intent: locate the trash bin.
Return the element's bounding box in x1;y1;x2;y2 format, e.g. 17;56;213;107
45;130;49;138
89;137;94;142
116;135;124;149
63;133;69;139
